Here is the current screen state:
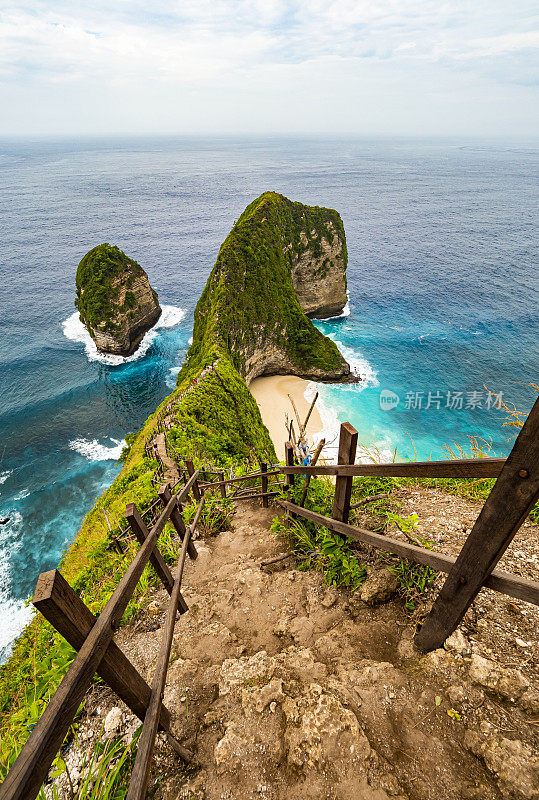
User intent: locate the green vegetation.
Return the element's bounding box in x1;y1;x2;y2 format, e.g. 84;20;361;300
187;191;348;379
75;244;154;334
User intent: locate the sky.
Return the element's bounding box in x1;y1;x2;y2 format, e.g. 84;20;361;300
0;1;538;137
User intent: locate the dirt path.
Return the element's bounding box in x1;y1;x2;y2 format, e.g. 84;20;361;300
53;494;538;800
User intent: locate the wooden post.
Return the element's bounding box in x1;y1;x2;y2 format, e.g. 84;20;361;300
185;459;201;501
260;461;268;508
299;391;319;440
126;504;188;613
158;484;197;561
415;398;539;652
284;442;295;490
0;498;180;800
32;570;179;739
217;470;227;499
299;438;325;508
332;422;358;524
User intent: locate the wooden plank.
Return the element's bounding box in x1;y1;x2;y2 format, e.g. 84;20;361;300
299;438;325;508
217;470;227;499
126;499;200;798
158;484;197;561
233;491;280;501
32;569;176;734
415;398;539;652
185;459;201;501
279;500;539;605
332;423;358;525
198;469;280;488
260;462;268;508
0;499;177;800
126;504;188;614
299;391;319;439
281;456;506;479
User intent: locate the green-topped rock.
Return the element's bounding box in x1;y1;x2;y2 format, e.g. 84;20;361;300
75;244;161;356
186;191;355;384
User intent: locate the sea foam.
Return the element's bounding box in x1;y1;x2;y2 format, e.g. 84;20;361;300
0;512;34;663
69;437;125;461
62;304;186;366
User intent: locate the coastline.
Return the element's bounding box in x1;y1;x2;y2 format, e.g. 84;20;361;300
249;375;323;460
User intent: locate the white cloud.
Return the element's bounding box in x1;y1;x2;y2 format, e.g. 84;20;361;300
0;1;537;134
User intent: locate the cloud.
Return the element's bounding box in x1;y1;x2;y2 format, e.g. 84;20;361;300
0;1;537;134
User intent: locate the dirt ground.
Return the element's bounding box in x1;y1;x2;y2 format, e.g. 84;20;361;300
50;488;538;800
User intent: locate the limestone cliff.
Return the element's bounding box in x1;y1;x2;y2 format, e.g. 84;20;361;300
75;244;161;356
290;215;347;318
186;191;355;385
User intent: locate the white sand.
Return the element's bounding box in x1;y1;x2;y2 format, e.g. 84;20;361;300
250;375;322;460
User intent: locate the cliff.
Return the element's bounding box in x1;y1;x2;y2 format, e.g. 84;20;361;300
186;191;354;384
75;244;161;356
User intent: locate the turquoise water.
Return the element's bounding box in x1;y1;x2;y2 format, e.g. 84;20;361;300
0;136;537;659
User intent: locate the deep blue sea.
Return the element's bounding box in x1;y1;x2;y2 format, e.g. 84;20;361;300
0;136;537;660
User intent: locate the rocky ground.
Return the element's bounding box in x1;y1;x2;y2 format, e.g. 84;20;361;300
49;489;538;800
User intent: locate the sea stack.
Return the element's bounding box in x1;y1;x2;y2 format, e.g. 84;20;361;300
189;191;355;384
75;244;161;356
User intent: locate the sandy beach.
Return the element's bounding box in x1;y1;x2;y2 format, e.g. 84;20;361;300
249;375;323;460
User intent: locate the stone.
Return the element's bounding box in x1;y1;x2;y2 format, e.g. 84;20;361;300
283;682;371;770
468;655;529;701
444;630;471;656
103;706;124;739
242;678;285;714
321;588;338;608
219;651;275;697
464;729;539;799
360;568;398;606
75;244;161;356
519;689;539;715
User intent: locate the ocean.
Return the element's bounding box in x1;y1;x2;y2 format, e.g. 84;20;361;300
0;135;537;660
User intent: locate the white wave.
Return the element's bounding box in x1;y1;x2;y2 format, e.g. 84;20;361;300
14;489;30;501
62;304;186;366
0;470;12;486
319;290;351;320
0;512;35;663
69;437;125;462
188;336;193;345
326;335;379;390
166;366;182;389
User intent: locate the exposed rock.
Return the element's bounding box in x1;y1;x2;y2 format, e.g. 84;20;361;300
75;243;161;356
360;568;398;606
468;654;529;701
218;650;275;697
103;706;124;739
519;689;539;715
464;726;539;799
444;630;471;657
290;221;348;319
282;682;371;769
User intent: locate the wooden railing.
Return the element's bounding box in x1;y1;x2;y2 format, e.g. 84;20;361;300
0;462;280;799
2;398;537;798
279;397;539;652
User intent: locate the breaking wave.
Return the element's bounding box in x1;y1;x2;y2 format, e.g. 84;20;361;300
69;437;125;461
62;305;186;365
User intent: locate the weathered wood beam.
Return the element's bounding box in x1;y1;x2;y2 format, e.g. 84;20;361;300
415;398;539;652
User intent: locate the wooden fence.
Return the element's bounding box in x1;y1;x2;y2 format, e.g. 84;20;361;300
2;398;537;798
280;397;539;652
0;463;279;800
